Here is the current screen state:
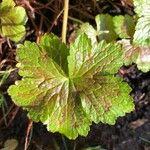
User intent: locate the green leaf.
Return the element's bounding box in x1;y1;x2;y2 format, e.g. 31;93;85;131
78;14;118;44
95;14;118;42
8;34;134;139
113;15;135;39
0;0;27;42
133;0;150;46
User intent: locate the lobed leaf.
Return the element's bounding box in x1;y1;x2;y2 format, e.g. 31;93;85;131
8;34;134;139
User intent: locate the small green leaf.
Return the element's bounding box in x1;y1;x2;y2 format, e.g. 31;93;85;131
0;0;27;42
8;34;134;139
95;14;118;42
78;14;118;44
113;15;135;39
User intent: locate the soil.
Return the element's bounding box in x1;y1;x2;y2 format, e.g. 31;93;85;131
0;0;150;150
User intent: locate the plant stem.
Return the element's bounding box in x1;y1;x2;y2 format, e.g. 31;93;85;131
68;16;83;24
62;0;69;44
61;135;68;150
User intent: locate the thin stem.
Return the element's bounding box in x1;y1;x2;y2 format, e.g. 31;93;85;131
68;16;83;24
61;135;68;150
62;0;69;43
